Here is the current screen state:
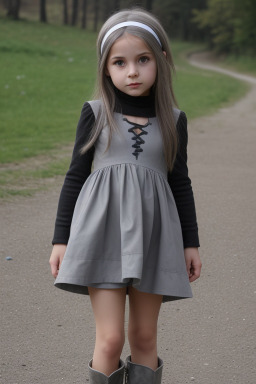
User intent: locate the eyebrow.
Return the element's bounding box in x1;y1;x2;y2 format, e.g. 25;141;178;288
110;56;125;60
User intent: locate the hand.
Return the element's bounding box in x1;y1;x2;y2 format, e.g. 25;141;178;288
184;247;202;283
49;244;67;278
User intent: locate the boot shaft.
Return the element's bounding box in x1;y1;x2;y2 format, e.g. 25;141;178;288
125;356;163;384
89;360;125;384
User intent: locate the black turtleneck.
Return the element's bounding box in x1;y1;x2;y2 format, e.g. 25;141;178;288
114;87;156;117
52;97;199;248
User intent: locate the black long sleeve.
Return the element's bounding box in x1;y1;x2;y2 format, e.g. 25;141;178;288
52;102;95;244
168;112;200;248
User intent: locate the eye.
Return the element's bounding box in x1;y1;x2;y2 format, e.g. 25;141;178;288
114;60;125;67
139;56;150;64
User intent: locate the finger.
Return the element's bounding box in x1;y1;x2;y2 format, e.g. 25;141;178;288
185;258;192;278
49;260;58;278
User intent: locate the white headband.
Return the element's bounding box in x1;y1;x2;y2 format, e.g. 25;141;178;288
101;21;162;54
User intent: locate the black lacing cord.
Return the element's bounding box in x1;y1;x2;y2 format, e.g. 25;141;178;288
124;118;151;160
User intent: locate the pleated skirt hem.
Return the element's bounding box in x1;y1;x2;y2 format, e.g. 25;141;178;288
54;269;193;303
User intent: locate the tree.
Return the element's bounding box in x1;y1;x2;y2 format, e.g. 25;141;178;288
81;0;87;29
72;0;79;26
93;0;100;32
146;0;154;11
113;0;121;12
40;0;47;23
193;0;256;54
7;0;21;20
63;0;68;25
154;0;207;40
104;0;121;21
154;0;181;37
232;0;256;54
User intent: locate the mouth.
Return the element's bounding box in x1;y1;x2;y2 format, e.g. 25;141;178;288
127;83;141;88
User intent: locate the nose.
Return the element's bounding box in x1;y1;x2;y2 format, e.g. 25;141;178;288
128;63;138;78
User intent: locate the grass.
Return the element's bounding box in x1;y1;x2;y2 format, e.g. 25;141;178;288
218;53;256;76
0;156;71;198
0;18;97;164
171;42;250;118
0;18;250;198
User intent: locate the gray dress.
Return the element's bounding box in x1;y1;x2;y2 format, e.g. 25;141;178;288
55;100;192;302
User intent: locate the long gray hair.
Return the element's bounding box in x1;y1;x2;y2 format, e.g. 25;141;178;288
81;8;178;171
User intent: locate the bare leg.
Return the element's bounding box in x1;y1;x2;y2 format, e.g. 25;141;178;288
128;287;162;370
88;287;127;376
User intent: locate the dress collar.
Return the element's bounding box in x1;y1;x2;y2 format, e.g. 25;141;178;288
114;87;156;118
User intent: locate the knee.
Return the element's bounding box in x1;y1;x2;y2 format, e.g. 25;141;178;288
129;326;157;353
99;332;125;359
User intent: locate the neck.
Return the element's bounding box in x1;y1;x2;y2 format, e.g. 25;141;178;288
114;87;156;118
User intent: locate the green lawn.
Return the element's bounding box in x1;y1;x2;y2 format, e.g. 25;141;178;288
0;18;97;164
216;53;256;76
0;18;249;198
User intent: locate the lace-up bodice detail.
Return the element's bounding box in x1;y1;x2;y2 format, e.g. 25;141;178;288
123;118;151;160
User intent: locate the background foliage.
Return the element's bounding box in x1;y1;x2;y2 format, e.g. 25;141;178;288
1;0;256;54
193;0;256;54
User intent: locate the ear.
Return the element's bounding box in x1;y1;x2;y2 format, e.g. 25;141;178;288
163;51;167;57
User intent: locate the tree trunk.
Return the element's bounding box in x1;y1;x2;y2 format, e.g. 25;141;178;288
102;0;109;22
72;0;79;26
14;0;20;19
7;0;12;16
81;0;87;29
7;0;21;20
63;0;68;25
40;0;47;23
145;0;153;11
93;0;99;32
113;0;121;12
4;0;9;10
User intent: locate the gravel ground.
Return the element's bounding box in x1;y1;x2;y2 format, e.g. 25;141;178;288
1;53;256;384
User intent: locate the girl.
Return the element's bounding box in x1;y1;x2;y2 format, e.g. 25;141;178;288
49;8;201;384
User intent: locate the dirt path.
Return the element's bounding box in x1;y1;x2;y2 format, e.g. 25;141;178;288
189;51;256;85
1;53;256;384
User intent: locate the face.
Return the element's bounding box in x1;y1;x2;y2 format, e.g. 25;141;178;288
106;33;157;97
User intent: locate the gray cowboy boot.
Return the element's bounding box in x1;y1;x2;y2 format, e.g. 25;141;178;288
125;356;163;384
88;360;125;384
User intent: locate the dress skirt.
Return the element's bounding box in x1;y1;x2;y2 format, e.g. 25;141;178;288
55;163;192;302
